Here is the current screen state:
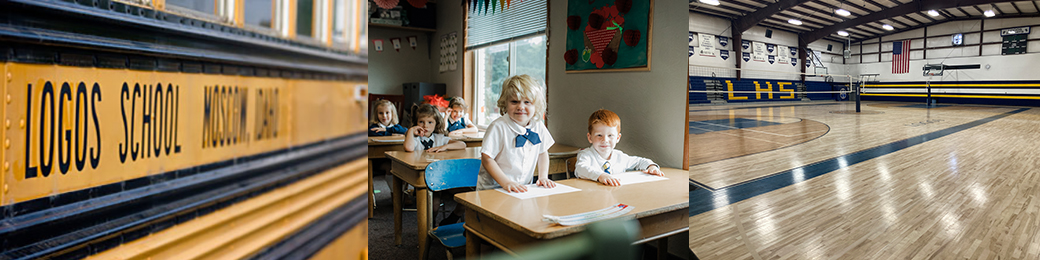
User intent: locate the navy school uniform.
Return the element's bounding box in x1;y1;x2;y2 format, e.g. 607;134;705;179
447;117;470;132
368;123;407;136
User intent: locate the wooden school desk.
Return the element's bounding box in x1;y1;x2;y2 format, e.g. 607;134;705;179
547;144;581;178
368;134;483;218
385;144;582;259
455;168;689;258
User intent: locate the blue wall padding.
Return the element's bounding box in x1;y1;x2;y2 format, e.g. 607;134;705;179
689;76;831;103
688;76;709;103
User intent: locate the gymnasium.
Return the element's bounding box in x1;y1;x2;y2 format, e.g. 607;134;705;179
687;0;1040;259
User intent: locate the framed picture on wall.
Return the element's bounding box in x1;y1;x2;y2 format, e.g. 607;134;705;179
563;0;653;73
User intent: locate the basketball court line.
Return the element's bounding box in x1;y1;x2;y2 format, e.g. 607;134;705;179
690;119;827;138
689;126;789;145
689;108;1030;217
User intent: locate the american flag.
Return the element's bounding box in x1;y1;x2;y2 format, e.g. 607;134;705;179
892;40;911;74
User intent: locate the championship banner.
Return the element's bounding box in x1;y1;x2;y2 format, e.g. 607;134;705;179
689;32;694;43
778;45;789;64
791;58;798;66
698;34;716;57
812;50;824;67
718;36;729;47
741;40;750;50
742;52;751;62
720;50;730;60
689;46;695;57
768;55;775;64
752;42;767;62
766;44;775;55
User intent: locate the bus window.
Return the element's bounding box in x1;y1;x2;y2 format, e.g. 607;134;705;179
333;0;347;45
296;0;314;38
167;0;216;16
245;0;274;29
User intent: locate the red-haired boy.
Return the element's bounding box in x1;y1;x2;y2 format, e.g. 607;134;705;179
575;109;664;186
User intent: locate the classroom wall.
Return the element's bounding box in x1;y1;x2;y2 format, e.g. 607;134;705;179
431;2;465;98
368;27;433;95
687;12;849;80
547;0;687;168
848;17;1040;82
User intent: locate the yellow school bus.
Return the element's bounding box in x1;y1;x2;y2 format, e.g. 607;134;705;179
0;0;368;259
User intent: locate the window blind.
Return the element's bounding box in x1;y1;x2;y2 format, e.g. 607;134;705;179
465;0;547;49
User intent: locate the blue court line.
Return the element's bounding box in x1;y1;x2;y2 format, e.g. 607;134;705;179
688;103;842;113
689;108;1030;217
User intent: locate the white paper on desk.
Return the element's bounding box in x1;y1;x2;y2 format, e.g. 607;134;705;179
611;171;669;185
369;138;402;143
496;184;580;200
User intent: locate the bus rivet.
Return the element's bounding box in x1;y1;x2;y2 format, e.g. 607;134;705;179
19;119;24;128
4;139;8;148
4;120;8;128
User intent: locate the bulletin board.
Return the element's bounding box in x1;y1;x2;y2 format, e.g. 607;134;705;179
563;0;653;72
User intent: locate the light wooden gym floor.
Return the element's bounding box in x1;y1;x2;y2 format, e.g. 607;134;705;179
689;101;1040;259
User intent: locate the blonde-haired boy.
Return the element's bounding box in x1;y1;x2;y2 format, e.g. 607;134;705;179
477;75;557;192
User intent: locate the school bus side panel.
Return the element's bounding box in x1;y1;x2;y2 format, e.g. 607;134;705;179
3;64;304;206
289;79;364;146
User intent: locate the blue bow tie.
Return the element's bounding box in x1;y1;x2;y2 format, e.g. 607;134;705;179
514;128;541;147
421;139;434;150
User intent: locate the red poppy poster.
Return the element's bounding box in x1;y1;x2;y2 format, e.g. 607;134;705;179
564;0;652;72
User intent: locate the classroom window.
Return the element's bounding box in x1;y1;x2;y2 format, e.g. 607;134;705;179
296;0;314;38
244;0;274;28
472;35;546;127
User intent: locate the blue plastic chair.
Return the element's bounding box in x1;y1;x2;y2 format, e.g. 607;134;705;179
423;158;481;260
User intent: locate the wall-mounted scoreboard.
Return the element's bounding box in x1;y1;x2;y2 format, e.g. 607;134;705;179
1001;26;1030;55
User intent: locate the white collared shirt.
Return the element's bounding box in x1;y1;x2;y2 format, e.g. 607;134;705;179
574;147;656;181
410;133;453;152
477;116;555;190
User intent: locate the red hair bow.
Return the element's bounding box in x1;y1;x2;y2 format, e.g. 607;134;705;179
423;94;449;108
